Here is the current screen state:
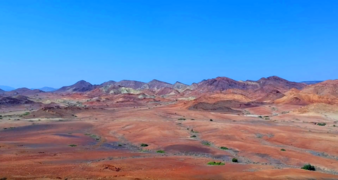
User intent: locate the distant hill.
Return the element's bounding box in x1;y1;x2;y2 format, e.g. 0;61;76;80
56;80;97;93
37;87;57;92
301;81;323;85
0;85;15;91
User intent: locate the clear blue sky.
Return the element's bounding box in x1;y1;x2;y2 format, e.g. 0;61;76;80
1;0;337;88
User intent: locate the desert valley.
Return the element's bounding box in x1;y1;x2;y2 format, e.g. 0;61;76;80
1;76;338;180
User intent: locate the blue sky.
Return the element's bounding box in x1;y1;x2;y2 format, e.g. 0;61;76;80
1;0;337;88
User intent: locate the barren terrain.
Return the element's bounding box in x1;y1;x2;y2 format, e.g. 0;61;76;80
1;77;338;180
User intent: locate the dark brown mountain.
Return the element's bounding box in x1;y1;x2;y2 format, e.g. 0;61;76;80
194;76;306;94
0;95;34;106
114;80;147;90
56;80;96;93
147;79;172;90
173;81;189;91
188;101;244;114
100;80;116;87
195;77;260;92
256;76;306;91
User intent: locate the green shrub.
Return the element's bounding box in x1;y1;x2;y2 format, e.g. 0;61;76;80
202;141;211;146
22;112;30;116
281;149;286;151
156;150;165;153
317;123;326;126
191;135;197;138
208;161;225;165
178;118;186;120
141;143;148;147
210;119;213;121
220;146;228;150
301;164;315;171
69;144;77;147
232;158;238;163
191;119;195;120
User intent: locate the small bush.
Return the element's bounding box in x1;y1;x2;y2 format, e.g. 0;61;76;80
191;129;198;133
301;164;315;171
317;123;326;126
202;141;211;146
210;119;213;121
232;158;238;163
220;146;228;150
208;161;225;165
178;118;186;120
191;119;195;120
191;135;197;138
157;150;165;153
281;149;286;151
22;112;30;116
69;144;77;147
140;143;148;147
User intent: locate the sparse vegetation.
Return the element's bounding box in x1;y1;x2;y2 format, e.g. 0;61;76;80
178;118;186;120
208;161;225;166
210;119;213;121
191;135;197;138
317;123;326;126
220;146;228;150
202;141;211;146
85;133;100;141
191;119;195;120
156;150;165;153
301;164;315;171
191;129;198;133
281;149;286;151
141;143;148;147
69;144;77;147
22;112;30;116
232;158;238;163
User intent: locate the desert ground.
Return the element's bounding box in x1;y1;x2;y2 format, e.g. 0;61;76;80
1;77;338;180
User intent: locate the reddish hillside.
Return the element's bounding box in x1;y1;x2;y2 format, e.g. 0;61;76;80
193;76;306;95
301;80;338;97
258;89;285;102
275;83;338;105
